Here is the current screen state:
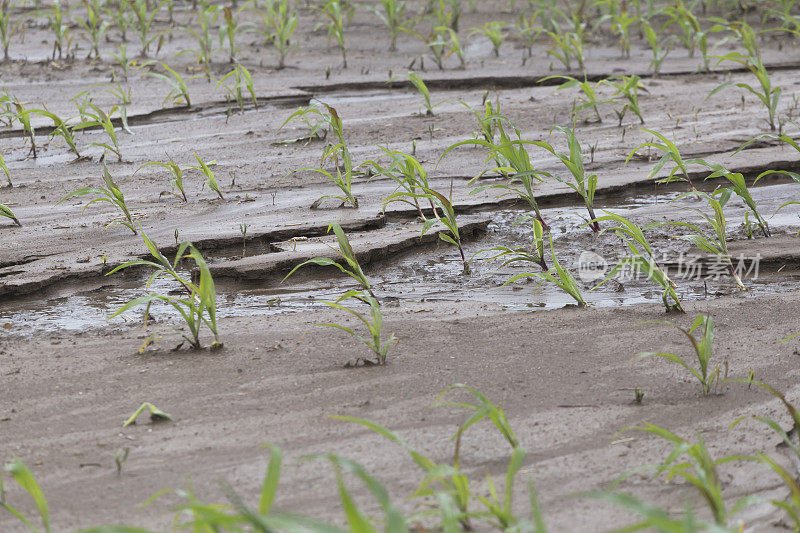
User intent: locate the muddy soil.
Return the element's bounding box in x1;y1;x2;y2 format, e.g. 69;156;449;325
2;0;800;531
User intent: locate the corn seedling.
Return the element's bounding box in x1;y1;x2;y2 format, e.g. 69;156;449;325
38;109;81;158
316;290;395;365
256;0;297;69
282;221;376;299
606;74;646;126
108;230;221;350
58;162;137;234
406;71;435;116
635;314;724;395
445;111;551;229
217;63;257;116
370;0;414;51
592;211;683;313
535;125;600;232
516;9;544;61
219;6;242;63
191;153;223;199
137;158;187;202
73;101;123;161
614;422;754;526
180;4;218;79
10;99;37;158
77;0;109;59
469;21;507;57
0;151;10;187
142;61;192;108
706;169;770;237
405;25;449;70
100;73;133;133
709;22;781;131
282;103;357;208
505;234;585;307
0;0;28;61
0;204;20;226
540;75;609;123
127;0;166;56
596;0;636;57
477;216;548;272
44;0;69;60
626;128;723;189
663;1;702;59
361;148;438;220
316;0;348;68
122;402;173;427
641;18;671;75
545;27;584;72
387;186;472;274
659;191;745;290
0;458;51;533
105;0;132;43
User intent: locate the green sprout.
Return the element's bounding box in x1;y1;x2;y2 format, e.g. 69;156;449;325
362;148;438;220
0;203;20;226
316;0;348;68
142;61;192;108
122;402;173;427
606;74;646;126
217;63;257;117
477;216;548;272
282;221;376;299
540;75;610;123
255;0;297;69
77;0;110;59
191;153;223;200
0;458;51;533
626;128;721;189
318;290;396;365
370;0;414;51
0;0;28;61
108;230;221;350
58;162;137;234
137;157;187;202
469;21;507;57
283;103;357;209
72;102;123;161
635;314;722;396
640;18;671;75
406;71;435;116
505;234;586;307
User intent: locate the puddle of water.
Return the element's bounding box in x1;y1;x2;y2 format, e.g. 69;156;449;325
1;185;799;340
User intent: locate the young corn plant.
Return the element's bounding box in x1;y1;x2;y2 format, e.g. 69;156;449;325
0;204;21;226
592;211;683;313
535;125;600;233
709;21;781;131
469;21;507;57
73;102;123;161
444;112;551;229
545;27;584;72
318;290;396;365
641;18;671;75
11;99;37;158
596;0;636;58
105;0;132;43
219;6;242;63
362;148;438;220
282;222;376;299
626;129;722;189
707;170;770;237
516;9;544;62
45;0;70;60
128;0;166;56
316;0;348;68
506;234;586;307
108;231;221;350
217;63;257;117
371;0;414;51
406;71;435;116
122;402;173;427
58;162;137;234
137;158;187;202
635;314;722;396
256;0;297;69
180;4;218;80
191;153;223;199
606;74;646;126
0;151;11;186
0;459;51;533
142;61;192;108
478;216;548;272
541;75;610;123
77;0;110;59
386;186;472;274
660;191;746;290
0;0;28;61
613;422;754;526
38;109;81;158
282;103;357;208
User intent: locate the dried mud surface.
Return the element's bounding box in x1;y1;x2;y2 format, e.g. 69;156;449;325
2;0;800;531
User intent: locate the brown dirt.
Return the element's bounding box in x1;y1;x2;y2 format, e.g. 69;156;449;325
2;1;800;531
